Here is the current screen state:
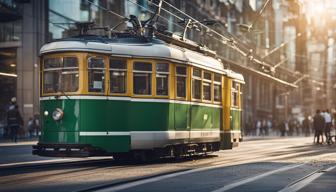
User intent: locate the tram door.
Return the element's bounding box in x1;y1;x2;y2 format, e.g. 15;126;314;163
174;65;190;143
220;76;231;149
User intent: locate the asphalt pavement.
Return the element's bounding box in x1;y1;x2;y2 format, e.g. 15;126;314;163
0;136;335;192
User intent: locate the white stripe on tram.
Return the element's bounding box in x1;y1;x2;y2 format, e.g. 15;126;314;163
221;130;241;133
40;96;222;108
79;132;130;136
79;130;221;138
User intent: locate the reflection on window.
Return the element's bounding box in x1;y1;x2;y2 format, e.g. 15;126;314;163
203;71;212;101
110;59;127;94
88;57;105;93
61;57;79;92
48;0;109;40
232;82;239;107
192;68;201;100
44;71;60;93
156;63;169;96
133;62;152;95
43;57;78;93
214;74;222;102
176;66;186;98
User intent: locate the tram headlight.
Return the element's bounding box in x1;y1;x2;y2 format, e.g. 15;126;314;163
52;108;64;121
44;111;49;116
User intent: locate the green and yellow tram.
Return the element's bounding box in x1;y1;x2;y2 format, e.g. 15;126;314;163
33;33;244;159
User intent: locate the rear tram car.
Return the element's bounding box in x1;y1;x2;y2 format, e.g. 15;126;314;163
33;30;244;159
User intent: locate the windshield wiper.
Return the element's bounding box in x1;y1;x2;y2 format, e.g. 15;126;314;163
60;89;70;100
54;86;70;100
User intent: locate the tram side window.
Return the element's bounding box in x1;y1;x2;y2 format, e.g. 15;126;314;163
43;58;62;93
110;59;127;94
232;81;239;107
203;71;212;101
43;57;79;93
214;74;222;102
133;62;152;95
61;57;79;92
176;66;187;98
192;68;201;100
156;63;169;96
88;57;105;93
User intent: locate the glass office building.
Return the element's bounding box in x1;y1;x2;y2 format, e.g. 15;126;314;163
0;0;126;126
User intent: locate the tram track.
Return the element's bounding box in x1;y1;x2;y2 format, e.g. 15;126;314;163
82;155;336;192
73;141;336;192
1;137;335;192
0;158;115;173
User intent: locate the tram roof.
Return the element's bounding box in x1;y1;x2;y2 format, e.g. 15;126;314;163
40;35;244;83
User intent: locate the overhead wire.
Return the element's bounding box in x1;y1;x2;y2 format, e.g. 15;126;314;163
160;0;230;42
86;0;126;19
126;0;185;30
148;0;289;75
153;0;276;67
150;0;252;60
85;0;298;78
79;0;299;87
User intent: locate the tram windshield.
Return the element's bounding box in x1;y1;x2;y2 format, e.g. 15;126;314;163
43;57;79;94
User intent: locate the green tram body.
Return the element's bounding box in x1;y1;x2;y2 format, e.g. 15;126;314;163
33;35;244;158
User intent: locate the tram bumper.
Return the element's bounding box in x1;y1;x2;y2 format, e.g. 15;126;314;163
32;143;107;157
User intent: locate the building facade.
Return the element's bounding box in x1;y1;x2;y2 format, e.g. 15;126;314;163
0;0;309;135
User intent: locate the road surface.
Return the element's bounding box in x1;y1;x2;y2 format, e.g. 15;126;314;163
0;137;335;192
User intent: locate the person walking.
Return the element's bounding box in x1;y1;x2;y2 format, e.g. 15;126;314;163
288;117;295;136
279;120;286;137
6;97;23;143
313;109;325;144
324;109;332;144
27;117;35;138
302;115;310;137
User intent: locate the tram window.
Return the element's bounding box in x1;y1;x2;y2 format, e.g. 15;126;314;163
214;74;222;102
156;63;169;96
133;62;152;95
43;57;78;93
44;70;60;93
214;74;221;82
192;68;201;100
110;59;127;94
61;57;79;92
176;66;186;98
43;58;61;93
44;58;61;68
88;57;105;93
203;72;212;101
232;82;239;107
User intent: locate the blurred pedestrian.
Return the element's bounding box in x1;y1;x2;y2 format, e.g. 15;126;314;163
267;119;272;136
313;109;325;144
302;115;310;137
324;109;332;144
27;117;35;138
288;117;295;136
34;114;40;136
279;120;287;137
256;120;261;136
261;119;267;136
6;97;23;143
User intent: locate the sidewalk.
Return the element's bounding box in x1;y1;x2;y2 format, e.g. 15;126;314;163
0;137;38;147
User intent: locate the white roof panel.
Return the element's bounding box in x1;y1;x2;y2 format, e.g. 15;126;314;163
40;39;243;81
